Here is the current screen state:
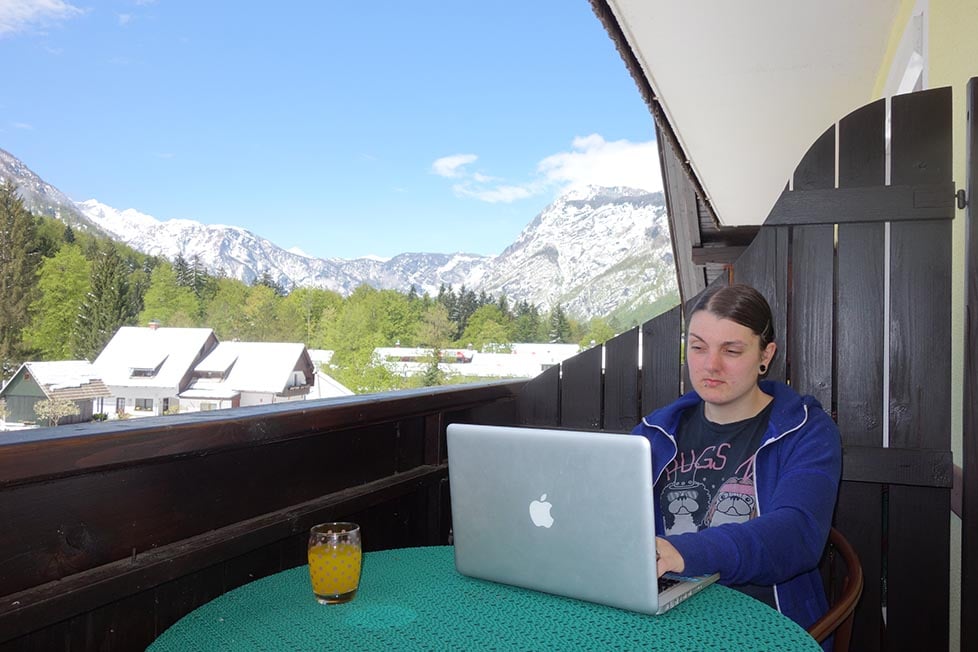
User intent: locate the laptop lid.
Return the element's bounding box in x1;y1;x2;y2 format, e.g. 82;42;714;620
447;423;667;614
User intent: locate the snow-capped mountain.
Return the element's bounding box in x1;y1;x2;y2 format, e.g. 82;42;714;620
0;148;107;235
481;186;674;318
76;188;676;320
76;198;490;297
1;147;677;320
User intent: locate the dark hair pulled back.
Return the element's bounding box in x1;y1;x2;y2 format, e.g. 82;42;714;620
689;283;775;349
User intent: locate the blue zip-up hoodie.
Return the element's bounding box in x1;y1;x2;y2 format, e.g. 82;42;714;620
632;380;842;634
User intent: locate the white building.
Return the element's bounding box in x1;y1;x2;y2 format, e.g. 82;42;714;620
0;361;111;427
93;326;219;418
374;343;580;380
179;341;318;411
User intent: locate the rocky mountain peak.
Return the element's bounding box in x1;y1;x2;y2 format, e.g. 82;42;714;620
1;147;678;321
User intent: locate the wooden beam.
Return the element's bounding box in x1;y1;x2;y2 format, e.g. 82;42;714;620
841;445;952;488
0;381;522;487
691;245;747;265
766;183;955;226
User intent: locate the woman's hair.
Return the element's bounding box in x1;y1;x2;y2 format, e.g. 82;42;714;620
689;283;775;348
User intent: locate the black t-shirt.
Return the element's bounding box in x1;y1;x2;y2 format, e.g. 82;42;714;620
656;401;777;608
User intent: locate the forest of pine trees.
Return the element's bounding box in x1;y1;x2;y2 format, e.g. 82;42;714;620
0;181;626;393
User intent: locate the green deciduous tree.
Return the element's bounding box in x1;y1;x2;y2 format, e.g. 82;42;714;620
34;397;80;426
204;277;251;341
0;181;41;377
281;287;343;345
23;244;91;359
138;262;201;327
580;317;616;348
415;302;455;349
240;283;280;341
460;304;514;350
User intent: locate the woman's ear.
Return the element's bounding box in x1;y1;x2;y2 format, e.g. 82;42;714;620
762;341;777;367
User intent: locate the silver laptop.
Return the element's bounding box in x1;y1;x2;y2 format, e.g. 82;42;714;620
446;423;718;615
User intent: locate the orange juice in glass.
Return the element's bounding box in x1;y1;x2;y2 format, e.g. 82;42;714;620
307;522;362;604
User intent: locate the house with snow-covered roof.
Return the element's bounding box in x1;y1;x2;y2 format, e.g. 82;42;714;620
179;341;319;411
93;326;219;418
0;361;111;426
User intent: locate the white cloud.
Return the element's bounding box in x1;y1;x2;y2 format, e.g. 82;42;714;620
118;13;132;26
538;134;661;193
453;183;537;204
0;0;83;36
432;154;477;178
434;134;661;205
13;122;33;130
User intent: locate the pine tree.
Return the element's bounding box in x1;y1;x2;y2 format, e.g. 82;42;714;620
253;271;285;296
512;300;542;343
173;254;191;287
188;254;210;299
74;245;139;360
0;181;41;377
547;304;572;343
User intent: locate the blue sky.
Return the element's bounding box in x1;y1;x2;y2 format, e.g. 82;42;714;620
1;1;660;260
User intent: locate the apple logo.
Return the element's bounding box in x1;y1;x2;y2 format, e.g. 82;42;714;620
529;493;555;528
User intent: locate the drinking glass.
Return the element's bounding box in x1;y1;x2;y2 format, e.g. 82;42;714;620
307;522;362;604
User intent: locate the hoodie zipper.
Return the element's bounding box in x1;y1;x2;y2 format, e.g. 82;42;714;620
754;403;810;614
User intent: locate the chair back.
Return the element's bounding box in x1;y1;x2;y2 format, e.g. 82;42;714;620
808;527;864;651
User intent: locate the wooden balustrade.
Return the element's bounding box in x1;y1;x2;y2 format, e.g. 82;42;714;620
0;381;523;649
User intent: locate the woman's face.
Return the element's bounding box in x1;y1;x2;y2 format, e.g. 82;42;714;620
686;310;776;419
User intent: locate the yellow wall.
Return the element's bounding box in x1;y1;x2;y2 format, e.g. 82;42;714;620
930;0;977;474
929;4;978;649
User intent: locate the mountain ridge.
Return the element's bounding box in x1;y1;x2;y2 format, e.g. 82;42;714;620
1;148;678;321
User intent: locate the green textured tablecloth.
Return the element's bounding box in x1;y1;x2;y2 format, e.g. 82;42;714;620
149;545;819;651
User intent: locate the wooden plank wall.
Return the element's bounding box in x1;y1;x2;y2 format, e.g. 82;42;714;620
885;86;953;651
834;98;888;652
514;86;956;651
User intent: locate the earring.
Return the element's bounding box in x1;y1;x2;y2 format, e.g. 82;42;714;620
759;364;768;374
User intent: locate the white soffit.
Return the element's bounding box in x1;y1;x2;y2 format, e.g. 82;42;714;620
606;1;902;226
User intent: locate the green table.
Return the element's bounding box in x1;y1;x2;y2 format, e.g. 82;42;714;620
149;546;820;651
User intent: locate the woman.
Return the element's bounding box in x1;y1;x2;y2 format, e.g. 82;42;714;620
632;283;842;635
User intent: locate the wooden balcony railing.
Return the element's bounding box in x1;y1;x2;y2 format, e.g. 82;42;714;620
0;381;524;650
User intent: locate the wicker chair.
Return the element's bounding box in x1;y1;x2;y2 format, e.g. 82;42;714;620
807;527;864;651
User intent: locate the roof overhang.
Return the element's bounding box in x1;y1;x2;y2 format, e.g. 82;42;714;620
595;0;903;227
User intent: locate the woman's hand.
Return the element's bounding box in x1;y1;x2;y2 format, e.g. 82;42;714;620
656;537;686;577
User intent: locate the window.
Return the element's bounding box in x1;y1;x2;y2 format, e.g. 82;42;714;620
200;402;216;411
116;398;125;413
134;398;153;411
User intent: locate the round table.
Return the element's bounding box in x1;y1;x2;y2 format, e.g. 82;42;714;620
149;546;820;651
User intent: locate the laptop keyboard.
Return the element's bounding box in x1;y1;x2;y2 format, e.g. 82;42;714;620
658;576;680;593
